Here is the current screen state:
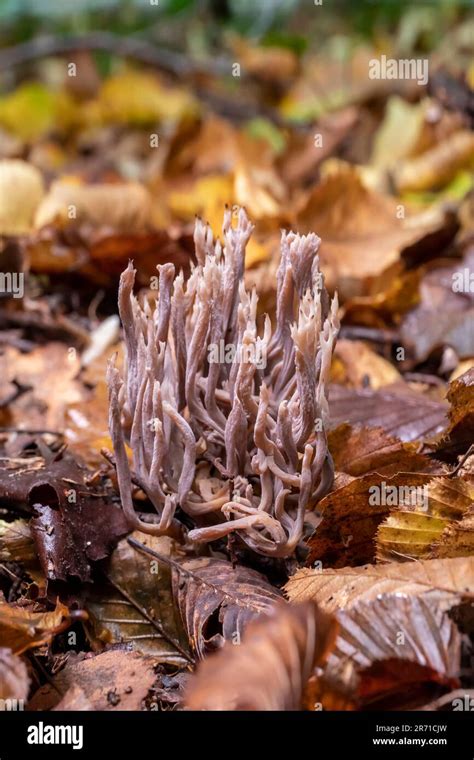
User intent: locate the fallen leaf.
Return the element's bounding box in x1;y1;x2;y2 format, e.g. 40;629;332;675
394;130;474;193
86;531;190;666
0;159;45;235
307;472;434;568
0;598;75;654
295;166;452;298
172;556;282;659
285;556;474;613
185;602;337;710
0;450;128;582
34;180;153;232
53;684;93;711
328;596;461;693
29;650;157;711
329;382;449;442
376;476;474;561
400;253;474;362
331;339;401;389
96;70;198;126
436;367;474;460
329;424;442;477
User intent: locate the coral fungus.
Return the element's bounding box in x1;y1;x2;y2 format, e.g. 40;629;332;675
107;207;339;557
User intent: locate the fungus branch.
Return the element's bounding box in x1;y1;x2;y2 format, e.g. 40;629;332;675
107;207;339;557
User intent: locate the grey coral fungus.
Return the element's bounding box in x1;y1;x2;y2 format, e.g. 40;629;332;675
107;207;339;557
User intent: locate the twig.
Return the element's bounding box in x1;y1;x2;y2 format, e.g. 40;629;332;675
448;443;474;478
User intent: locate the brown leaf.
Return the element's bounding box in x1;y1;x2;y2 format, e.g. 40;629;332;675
285;556;474;614
329;382;448;442
34;180;153;232
86;531;190;666
307;472;433;568
29;650;157;711
331;340;401;389
328;424;439;477
25;224;193;287
436;367;474;460
376;476;474;562
0;598;75;655
295;166;451;298
172;557;282;659
400;253;474;363
0;450;128;582
53;684;93;711
185;602;337;710
328;596;461;692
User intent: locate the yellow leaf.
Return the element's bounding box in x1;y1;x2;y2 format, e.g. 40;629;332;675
0;159;45;235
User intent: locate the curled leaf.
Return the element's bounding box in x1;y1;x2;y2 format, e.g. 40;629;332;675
172;556;282;658
185;602;338;710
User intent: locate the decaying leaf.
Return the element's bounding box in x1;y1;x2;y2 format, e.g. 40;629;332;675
0;159;45;235
307;472;433;568
329;382;449;442
86;531;190;666
295;166;452;298
171;556;282;658
376;476;474;562
0;449;128;582
285;556;474;614
328;424;441;477
327;595;461;692
0;598;77;654
185;602;337;710
28;650;158;711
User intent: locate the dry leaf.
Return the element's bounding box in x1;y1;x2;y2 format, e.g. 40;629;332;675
328;424;440;477
331;339;401;389
400;253;474;363
307;472;434;568
295;166;450;298
0;159;45;235
34;180;153;231
86;531;190;666
285;556;474;613
185;602;337;710
0;599;75;655
329;382;449;442
376;476;474;561
29;650;157;711
328;595;461;690
394;130;474;192
436;367;474;460
172;556;282;659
